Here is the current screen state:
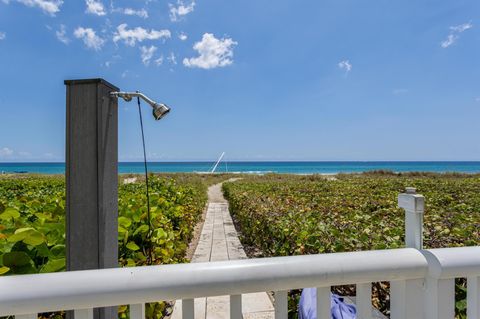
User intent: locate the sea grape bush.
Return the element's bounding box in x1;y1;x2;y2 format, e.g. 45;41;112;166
222;173;480;318
118;177;207;268
223;173;480;254
0;177;66;276
0;175;207;273
0;174;209;319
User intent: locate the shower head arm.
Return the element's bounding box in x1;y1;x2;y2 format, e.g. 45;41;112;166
110;91;171;121
110;91;157;109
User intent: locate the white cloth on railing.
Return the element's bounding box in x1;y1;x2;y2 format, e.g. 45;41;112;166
299;288;357;319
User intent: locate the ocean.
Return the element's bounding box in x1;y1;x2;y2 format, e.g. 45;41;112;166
1;161;480;175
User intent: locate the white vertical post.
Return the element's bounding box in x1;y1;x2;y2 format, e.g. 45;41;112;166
424;277;455;319
74;309;94;319
356;283;372;319
316;287;331;319
398;187;455;319
129;304;145;319
398;187;424;250
230;294;242;319
390;279;424;319
468;276;480;319
274;290;288;319
182;299;194;319
391;187;425;319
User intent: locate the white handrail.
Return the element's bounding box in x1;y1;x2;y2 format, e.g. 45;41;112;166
1;246;479;317
422;246;480;279
0;248;428;316
0;252;477;319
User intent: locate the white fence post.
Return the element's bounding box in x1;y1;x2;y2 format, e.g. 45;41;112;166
468;276;480;319
316;287;331;319
274;290;288;319
182;299;194;319
390;279;424;319
391;187;425;319
424;277;455;319
356;283;372;319
398;187;424;250
74;309;93;319
129;304;145;319
230;294;242;319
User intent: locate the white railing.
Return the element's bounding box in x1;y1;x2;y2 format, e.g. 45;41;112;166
1;188;479;319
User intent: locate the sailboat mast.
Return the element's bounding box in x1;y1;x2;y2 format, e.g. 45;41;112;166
211;152;225;173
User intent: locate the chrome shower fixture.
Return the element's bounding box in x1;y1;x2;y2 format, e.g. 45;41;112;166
110;91;171;120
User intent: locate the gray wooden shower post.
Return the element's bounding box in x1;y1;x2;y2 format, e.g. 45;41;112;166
65;79;119;319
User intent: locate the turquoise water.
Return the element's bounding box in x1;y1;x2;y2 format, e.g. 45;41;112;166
1;162;480;174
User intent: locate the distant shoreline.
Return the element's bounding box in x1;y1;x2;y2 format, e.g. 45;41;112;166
1;161;480;164
1;161;480;175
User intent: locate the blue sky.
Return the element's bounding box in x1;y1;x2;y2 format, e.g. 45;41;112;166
0;0;479;162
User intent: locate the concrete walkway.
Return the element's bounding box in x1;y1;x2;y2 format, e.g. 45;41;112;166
171;182;274;319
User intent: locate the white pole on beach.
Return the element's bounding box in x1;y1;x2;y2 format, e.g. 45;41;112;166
390;187;425;319
211;152;225;173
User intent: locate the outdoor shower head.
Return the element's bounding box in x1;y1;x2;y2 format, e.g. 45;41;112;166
110;91;171;120
152;102;170;120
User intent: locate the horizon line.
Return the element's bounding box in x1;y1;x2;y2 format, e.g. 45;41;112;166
2;160;480;164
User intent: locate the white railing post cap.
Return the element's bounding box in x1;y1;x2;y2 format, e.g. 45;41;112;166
405;187;416;194
398;188;424;213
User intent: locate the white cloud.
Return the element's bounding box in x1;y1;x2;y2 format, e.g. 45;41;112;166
168;52;177;65
338;60;352;73
55;24;69;44
140;45;157;66
178;32;187;41
155;55;164;66
74;27;105;50
0;147;13;157
85;0;106;16
0;32;5;40
123;8;148;19
113;24;171;46
441;34;457;48
450;22;473;33
169;0;195;22
183;33;237;69
16;0;63;16
2;0;10;4
441;22;473;48
110;5;148;18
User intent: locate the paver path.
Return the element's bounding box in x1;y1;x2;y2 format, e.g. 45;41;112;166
171;181;274;319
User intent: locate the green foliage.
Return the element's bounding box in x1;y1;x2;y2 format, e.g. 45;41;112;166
223;173;480;317
0;174;210;318
117;177;207;267
0;176;66;275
